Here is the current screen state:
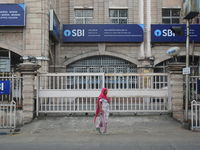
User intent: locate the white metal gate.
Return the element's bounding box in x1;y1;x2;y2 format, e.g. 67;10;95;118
191;100;200;131
0;75;22;131
36;73;171;116
0;101;16;131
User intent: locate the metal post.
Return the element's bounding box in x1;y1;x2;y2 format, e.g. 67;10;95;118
185;19;190;122
36;73;39;117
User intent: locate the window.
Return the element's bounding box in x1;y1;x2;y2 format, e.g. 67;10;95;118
109;9;128;24
66;56;137;73
154;62;167;73
195;14;200;24
162;9;180;24
74;9;93;24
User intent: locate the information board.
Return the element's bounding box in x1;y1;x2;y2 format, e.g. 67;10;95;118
63;24;144;42
0;81;10;95
0;4;25;26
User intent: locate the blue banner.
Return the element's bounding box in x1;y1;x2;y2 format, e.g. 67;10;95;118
197;80;200;95
50;9;60;41
151;24;200;42
0;4;25;26
0;81;10;95
63;24;144;42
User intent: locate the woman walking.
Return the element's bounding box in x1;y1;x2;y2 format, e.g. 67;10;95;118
94;88;110;135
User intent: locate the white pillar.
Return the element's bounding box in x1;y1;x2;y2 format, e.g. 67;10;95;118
146;0;152;57
139;0;145;58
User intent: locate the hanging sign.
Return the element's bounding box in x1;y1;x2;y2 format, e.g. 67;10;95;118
50;9;60;41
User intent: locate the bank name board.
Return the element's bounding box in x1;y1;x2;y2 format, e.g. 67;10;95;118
151;24;200;42
63;24;144;42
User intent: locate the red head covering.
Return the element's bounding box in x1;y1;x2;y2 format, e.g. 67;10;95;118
94;88;109;123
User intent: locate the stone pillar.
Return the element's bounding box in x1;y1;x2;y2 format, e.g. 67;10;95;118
19;62;40;124
166;62;185;122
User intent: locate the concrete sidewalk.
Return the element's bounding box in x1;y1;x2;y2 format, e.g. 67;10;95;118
20;114;184;134
1;114;200;150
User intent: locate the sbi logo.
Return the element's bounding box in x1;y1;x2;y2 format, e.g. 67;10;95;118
64;29;85;37
168;49;176;54
154;29;175;37
154;29;162;36
64;30;71;36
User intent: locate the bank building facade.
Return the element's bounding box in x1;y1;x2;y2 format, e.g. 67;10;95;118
0;0;200;127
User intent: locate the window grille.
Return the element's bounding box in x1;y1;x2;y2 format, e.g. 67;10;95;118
154;56;200;74
195;14;200;24
162;9;180;24
109;9;128;24
75;9;93;24
66;56;137;73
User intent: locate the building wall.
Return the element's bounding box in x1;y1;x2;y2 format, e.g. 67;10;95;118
0;0;200;73
163;0;182;8
57;0;144;73
0;0;24;56
23;0;50;73
1;0;198;123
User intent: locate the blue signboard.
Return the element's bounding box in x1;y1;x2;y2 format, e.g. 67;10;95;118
151;24;200;42
63;24;144;42
0;4;25;26
50;9;60;41
197;80;200;94
0;81;10;95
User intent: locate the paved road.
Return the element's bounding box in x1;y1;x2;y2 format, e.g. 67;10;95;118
0;114;200;150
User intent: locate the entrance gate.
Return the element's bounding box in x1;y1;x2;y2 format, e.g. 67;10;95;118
36;73;171;116
0;75;22;131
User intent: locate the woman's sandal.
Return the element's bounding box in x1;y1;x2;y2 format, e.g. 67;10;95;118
96;128;101;134
102;133;107;135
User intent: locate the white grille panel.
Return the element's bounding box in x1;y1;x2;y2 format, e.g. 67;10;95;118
66;56;137;73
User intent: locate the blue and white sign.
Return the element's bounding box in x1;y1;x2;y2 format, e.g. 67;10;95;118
151;24;200;42
0;81;10;95
50;9;60;41
63;24;144;42
197;80;200;94
0;4;25;26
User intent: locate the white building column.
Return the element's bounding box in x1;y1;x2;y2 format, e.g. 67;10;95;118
146;0;152;57
139;0;145;58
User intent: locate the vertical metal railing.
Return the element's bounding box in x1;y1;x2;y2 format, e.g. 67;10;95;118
189;76;200;101
191;100;200;131
38;73;104;90
0;100;16;130
36;73;170;115
105;73;168;89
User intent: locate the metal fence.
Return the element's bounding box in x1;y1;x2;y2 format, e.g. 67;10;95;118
0;100;16;131
105;73;168;89
38;96;169;114
188;76;200;101
38;73;104;90
36;73;170;116
191;100;200;131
